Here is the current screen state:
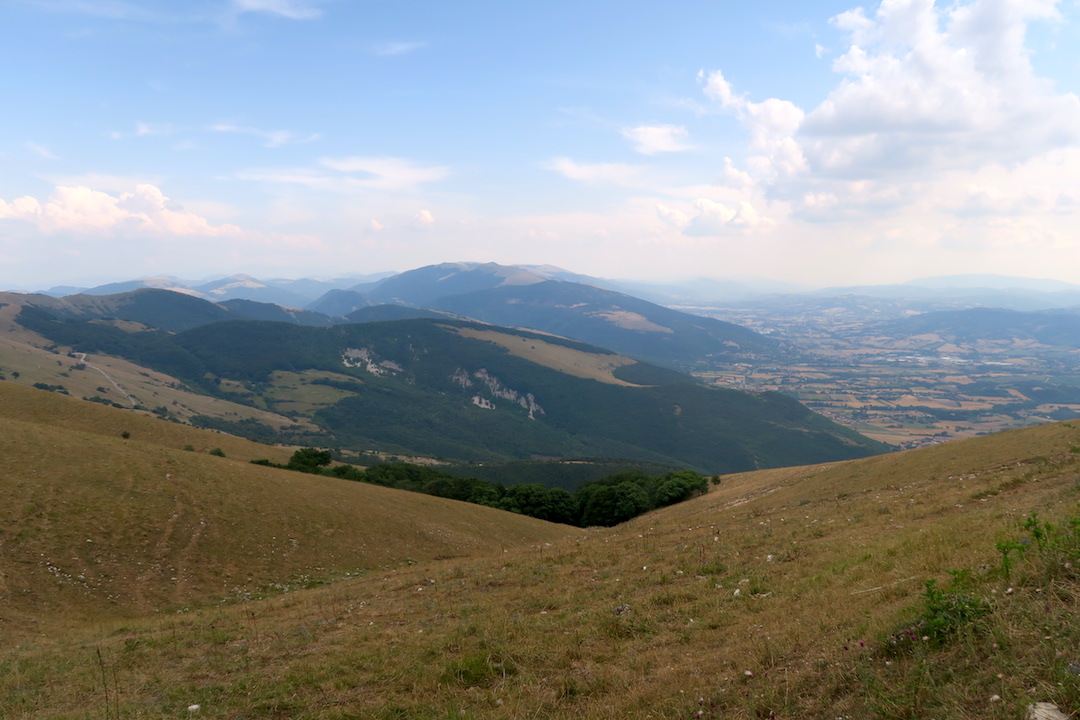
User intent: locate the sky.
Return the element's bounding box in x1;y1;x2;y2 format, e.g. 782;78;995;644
2;0;1080;290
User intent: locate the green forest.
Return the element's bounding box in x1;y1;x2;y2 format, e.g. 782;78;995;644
254;448;712;527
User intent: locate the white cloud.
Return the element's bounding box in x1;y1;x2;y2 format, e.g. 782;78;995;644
700;70;807;183
26;142;59;160
318;156;449;192
232;0;322;20
135;122;171;136
621;124;690;155
0;184;318;252
721;157;754;188
208;123;319;148
655;203;690;229
0;184;241;236
698;0;1080;235
700;68;742;109
682;199;766;236
413;210;435;228
371;41;426;57
801;0;1080;177
545;157;646;187
42;173;165;193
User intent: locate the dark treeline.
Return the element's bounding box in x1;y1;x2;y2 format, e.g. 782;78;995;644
253;449;711;527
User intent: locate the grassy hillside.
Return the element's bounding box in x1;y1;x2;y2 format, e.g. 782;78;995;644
0;294;326;439
0;384;579;641
4;401;1080;718
432;279;779;368
15;310;886;471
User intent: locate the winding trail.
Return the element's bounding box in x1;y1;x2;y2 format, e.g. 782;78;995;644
76;353;137;407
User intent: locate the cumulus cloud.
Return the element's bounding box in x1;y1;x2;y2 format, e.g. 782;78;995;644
0;184;242;236
413;210;435;228
683;199;766;236
799;0;1079;178
655;203;690;229
0;184;317;250
622;124;690;155
699;0;1080;233
701;69;808;185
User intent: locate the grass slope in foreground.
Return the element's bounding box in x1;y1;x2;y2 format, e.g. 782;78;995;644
0;383;578;640
3;386;1080;718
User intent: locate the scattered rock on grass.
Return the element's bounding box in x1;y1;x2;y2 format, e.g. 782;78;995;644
1026;702;1068;720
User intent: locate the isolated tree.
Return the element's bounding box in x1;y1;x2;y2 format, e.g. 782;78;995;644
580;482;650;527
287;447;333;473
655;470;708;507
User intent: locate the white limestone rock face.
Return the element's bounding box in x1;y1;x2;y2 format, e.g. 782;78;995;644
1026;702;1069;720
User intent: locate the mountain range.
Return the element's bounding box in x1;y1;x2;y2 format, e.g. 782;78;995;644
25;262;786;370
8;288;885;472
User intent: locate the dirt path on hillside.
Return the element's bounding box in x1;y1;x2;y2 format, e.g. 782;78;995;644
133;477;206;609
76;353;137;407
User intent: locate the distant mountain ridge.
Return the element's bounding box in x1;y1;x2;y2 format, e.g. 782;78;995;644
10;288;333;332
27;263;782;368
314;262;783;368
12;296;887;472
880;306;1080;347
37;272;394;306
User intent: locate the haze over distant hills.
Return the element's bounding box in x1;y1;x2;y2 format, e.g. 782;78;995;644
26;262;787;370
809;274;1080;311
29;266;1080;311
7;285;885;472
12;261;1080;453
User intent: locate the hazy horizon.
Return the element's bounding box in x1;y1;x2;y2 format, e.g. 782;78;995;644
11;264;1080;298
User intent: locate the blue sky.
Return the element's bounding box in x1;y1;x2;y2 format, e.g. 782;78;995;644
2;0;1079;289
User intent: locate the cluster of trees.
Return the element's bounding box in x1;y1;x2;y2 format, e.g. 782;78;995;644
253;449;711;527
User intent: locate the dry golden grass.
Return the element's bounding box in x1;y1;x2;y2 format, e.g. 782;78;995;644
3;383;1080;719
0;297;314;431
0;382;296;461
452;326;639;386
0;385;578;643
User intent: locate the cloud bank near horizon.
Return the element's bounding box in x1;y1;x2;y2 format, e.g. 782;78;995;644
2;0;1079;287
